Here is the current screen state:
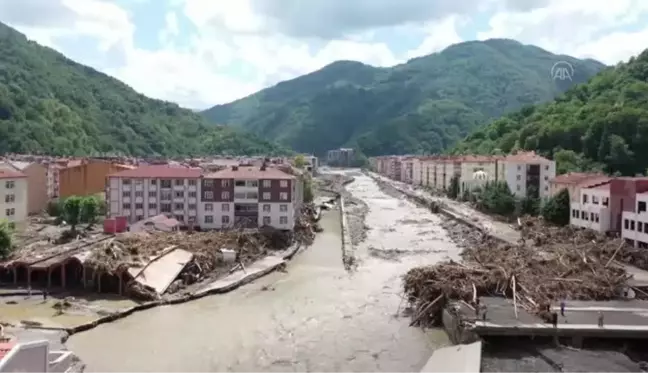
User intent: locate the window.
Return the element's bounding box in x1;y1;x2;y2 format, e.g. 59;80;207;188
135;203;143;209
545;165;549;170
150;179;157;185
235;180;245;187
122;179;131;185
221;191;230;199
188;204;197;210
263;180;271;188
175;179;184;186
175;191;184;198
175;215;184;222
123;203;131;209
639;201;647;213
263;204;271;212
122;191;130;197
592;196;599;204
161;191;172;200
189;191;197;198
625;219;630;230
222;203;229;211
222;215;230;224
572;209;577;218
280;204;288;212
246;192;258;199
631;220;636;230
204;179;214;187
516;185;521;191
204;191;214;199
149;191;156;198
280;216;288;224
544;176;549;181
595;214;600;223
234;192;246;199
280;192;288;200
263;192;271;200
249;180;258;187
135;191;143;197
544;186;548;191
5;208;14;216
221;180;229;187
584;213;588;221
280;180;288;188
603;198;609;207
161;203;172;212
517;165;521;171
204;216;214;223
136;215;144;221
174;203;184;210
160;179;171;188
188;179;197;186
590;212;594;221
4;194;14;203
581;211;586;219
582;194;588;204
516;175;521;181
135;179;143;185
263;216;271;225
149;203;157;209
639;222;643;232
205;203;213;211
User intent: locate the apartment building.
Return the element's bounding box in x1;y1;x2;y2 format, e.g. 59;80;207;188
326;148;355;167
497;151;555;199
201;165;299;230
0;161;48;215
570;183;612;232
60;159;134;198
45;163;61;199
0;169;27;228
106;165;203;226
459;156;500;193
412;157;423;186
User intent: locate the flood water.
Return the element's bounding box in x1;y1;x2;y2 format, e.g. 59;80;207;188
68;171;462;372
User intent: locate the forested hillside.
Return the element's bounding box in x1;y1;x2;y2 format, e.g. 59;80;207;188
203;39;605;156
0;22;287;156
453;48;648;176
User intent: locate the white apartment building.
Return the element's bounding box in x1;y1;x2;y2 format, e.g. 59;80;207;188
570;184;611;233
412;157;424;186
498;151;555;199
106;165;203;226
622;192;648;247
0;169;27;228
459;156;500;193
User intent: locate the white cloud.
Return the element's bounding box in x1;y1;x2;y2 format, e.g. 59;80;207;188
1;0;648;109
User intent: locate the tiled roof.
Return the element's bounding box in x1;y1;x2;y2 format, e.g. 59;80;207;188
550;172;605;185
0;169;26;179
504;151;551;163
108;165;202;178
205;166;295;180
579;176;612;188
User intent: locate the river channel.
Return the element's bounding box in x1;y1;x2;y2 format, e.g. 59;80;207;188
68;171;462;372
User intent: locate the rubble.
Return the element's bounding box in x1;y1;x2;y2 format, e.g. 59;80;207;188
404;216;639;327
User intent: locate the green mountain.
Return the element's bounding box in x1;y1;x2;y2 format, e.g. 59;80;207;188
453;48;648;176
202;39;605;156
0;22;288;157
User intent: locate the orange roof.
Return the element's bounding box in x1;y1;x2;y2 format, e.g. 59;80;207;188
579;176;612;188
108;165;203;178
550;172;605;185
0;169;26;179
205;166;294;180
504;151;551;163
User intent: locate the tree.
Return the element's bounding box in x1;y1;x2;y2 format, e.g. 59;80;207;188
80;196;99;226
63;196;83;232
477;181;516;216
46;199;63;217
447;175;460;199
519;186;541;216
0;220;12;259
302;175;314;203
294;154;307;169
541;188;571;226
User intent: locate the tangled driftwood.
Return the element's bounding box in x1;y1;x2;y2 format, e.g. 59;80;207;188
404;217;639;327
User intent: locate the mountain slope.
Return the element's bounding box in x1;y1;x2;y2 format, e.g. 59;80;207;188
0;22;287;157
202;39;606;156
453;48;648;176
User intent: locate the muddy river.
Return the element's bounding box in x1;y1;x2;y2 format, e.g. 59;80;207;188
68;171;462;372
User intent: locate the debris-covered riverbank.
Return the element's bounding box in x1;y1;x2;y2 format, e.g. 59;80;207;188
315;173;368;246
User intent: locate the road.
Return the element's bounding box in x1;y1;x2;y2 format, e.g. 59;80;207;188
68;170;462;372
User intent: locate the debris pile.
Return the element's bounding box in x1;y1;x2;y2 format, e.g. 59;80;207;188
404;216;634;327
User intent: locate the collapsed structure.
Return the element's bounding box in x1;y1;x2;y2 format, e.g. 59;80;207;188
404;217;648;328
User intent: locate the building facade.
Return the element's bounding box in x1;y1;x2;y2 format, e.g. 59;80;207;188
326;148;355;167
60;160;134;198
497;152;556;199
106;164;300;231
1;161;48;215
0;169;27;228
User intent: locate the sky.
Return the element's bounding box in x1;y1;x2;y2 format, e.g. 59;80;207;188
1;0;647;110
